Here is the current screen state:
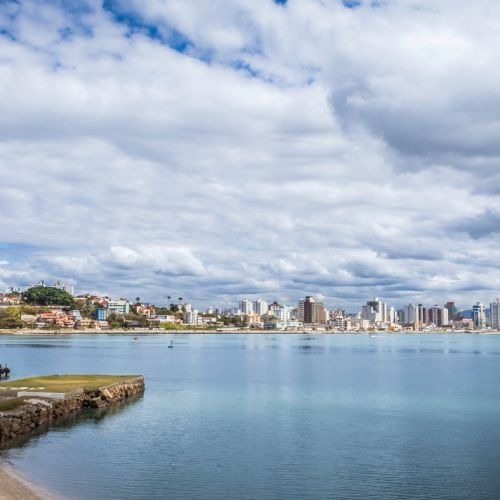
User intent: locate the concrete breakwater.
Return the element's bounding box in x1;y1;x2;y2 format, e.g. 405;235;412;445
0;376;144;444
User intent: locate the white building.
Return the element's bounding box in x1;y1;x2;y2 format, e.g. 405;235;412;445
490;298;500;330
472;302;486;328
108;300;130;315
274;306;292;322
53;280;74;296
240;299;253;314
253;299;268;316
361;297;388;324
184;309;199;325
402;304;418;326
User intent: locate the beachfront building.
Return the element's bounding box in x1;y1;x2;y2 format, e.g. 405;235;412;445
184;309;199;325
400;304;418;326
361;297;388;324
445;302;459;321
298;296;326;324
472;302;486;328
244;313;263;328
240;299;253;314
417;304;428;326
273;306;292;322
96;308;107;321
253;299;268;316
490;299;500;330
330;316;351;331
107;300;130;315
70;310;82;322
428;305;449;327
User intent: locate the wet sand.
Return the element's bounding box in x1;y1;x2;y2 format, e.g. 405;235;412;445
0;462;57;500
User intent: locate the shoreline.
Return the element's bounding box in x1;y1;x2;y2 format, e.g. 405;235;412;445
0;329;499;335
0;461;57;500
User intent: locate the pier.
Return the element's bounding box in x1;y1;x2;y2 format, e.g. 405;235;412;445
0;374;144;443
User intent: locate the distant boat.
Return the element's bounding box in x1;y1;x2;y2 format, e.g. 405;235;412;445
168;340;174;348
133;337;138;340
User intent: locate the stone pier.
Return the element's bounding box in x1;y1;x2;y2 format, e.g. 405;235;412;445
0;376;144;443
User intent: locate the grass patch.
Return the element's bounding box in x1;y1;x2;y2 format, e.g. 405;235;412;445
0;397;27;412
0;375;139;393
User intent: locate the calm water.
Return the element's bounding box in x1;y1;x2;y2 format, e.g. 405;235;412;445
1;333;500;499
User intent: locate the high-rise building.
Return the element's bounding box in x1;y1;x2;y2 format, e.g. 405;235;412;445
240;299;253;315
490;299;500;330
184;309;199;325
428;305;449;327
299;296;315;323
402;304;418;325
253;299;268;316
472;302;486;328
298;296;325;324
445;302;459;321
361;298;388;324
417;304;428;326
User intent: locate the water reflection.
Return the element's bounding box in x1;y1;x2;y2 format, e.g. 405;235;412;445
0;394;143;452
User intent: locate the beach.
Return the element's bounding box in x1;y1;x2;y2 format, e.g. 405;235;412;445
0;462;56;500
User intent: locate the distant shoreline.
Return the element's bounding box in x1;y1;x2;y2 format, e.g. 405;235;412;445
0;329;499;335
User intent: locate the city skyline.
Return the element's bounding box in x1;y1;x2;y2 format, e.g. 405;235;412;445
2;1;500;308
3;279;500;318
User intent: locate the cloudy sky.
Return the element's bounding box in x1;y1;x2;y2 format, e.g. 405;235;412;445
1;0;500;310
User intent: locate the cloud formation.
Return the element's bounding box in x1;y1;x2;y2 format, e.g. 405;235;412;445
1;0;500;309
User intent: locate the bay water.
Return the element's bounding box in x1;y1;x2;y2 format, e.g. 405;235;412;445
1;333;500;499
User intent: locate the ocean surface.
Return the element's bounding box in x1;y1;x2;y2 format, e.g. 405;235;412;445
1;333;500;499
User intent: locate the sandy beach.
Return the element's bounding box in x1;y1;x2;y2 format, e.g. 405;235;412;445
0;462;57;500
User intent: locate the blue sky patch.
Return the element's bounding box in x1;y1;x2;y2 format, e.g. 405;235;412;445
343;0;362;7
102;0;194;54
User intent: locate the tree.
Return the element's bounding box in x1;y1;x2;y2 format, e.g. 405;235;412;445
22;286;75;307
135;296;141;304
0;308;23;329
74;299;96;319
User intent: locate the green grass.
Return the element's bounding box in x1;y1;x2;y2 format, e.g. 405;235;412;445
0;375;139;393
0;397;27;412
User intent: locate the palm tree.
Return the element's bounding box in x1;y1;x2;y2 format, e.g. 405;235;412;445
135;296;141;304
167;295;171;308
178;297;183;304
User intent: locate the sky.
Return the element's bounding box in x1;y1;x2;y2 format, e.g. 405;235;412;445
1;0;500;310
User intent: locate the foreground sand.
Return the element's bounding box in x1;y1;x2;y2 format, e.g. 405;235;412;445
0;462;57;500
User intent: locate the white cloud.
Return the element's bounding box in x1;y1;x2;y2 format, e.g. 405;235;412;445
0;0;499;310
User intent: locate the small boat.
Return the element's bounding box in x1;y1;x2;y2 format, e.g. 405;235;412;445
133;337;138;340
168;340;174;348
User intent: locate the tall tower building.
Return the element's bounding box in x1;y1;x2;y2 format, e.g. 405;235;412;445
301;296;315;323
298;296;325;324
253;299;268;316
445;302;459;321
417;304;428;326
404;304;418;325
240;299;253;315
472;302;486;328
490;299;500;330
